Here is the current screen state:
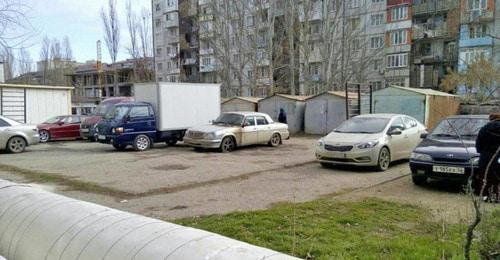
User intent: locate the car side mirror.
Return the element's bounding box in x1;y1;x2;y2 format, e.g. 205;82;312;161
57;122;64;126
420;133;428;139
388;129;402;136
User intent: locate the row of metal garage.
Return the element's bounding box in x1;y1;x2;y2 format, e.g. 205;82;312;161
222;86;461;135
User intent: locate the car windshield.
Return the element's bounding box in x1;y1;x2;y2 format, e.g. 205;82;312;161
44;116;63;124
93;102;115;116
334;117;390;134
430;118;489;139
104;106;130;120
213;113;244;126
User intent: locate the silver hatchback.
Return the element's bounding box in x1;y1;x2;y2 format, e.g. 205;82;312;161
0;116;39;153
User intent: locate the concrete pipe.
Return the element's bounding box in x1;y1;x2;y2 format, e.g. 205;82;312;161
0;179;299;260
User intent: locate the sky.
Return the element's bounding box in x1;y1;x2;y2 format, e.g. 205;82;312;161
24;0;151;67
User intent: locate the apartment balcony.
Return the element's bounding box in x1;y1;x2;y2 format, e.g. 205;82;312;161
412;23;456;39
164;4;178;13
167;52;178;59
165;19;178;28
459;36;493;48
199;48;214;55
183;58;197;65
461;9;494;23
299;74;321;82
167;68;181;75
199;31;215;39
200;64;218;72
413;0;459;16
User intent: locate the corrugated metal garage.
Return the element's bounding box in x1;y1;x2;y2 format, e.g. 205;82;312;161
258;94;309;134
373;86;460;128
221;97;262;112
304;91;357;135
0;83;73;124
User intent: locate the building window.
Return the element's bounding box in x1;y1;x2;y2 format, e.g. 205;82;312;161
156;48;162;56
370;13;384;26
463;48;489;64
469;24;487;38
202;57;212;66
370;81;383;90
258;66;269;78
372;59;382;71
157;63;163;71
372;0;383;3
155;18;161;27
167;0;175;7
350;0;360;8
349;18;361;31
309;63;321;76
470;0;487;10
155;3;161;12
390;29;407;45
390;5;408;21
246;16;254;27
387;53;408;68
370;36;384;49
351;38;360;51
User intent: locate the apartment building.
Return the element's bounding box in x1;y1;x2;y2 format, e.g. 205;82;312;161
410;0;460;89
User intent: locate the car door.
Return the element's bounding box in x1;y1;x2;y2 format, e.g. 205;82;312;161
56;116;75;139
255;116;273;143
403;116;421;155
67;116;82;139
387;116;407;160
0;118;12;146
241;116;258;145
126;105;156;141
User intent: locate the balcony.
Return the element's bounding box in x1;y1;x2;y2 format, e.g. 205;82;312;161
412;23;455;39
200;64;218;72
167;68;180;75
167;52;178;59
199;31;215;39
461;9;494;23
199;48;214;55
413;0;459;16
183;58;197;65
165;19;178;28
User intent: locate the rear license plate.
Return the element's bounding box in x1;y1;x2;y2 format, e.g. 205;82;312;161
81;129;89;133
432;166;465;174
98;135;106;140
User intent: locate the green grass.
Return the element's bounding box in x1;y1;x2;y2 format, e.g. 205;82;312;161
176;198;498;259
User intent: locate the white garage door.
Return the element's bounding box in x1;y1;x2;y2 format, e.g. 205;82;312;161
1;88;26;123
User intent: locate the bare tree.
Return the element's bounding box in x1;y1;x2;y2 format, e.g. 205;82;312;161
0;0;34;49
101;0;120;88
62;35;73;61
39;36;50;84
17;47;32;75
1;46;15;80
125;1;152;82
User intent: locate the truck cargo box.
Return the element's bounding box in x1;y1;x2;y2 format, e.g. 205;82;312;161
134;83;221;131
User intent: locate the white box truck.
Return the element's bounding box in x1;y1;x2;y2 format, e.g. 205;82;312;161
96;82;221;151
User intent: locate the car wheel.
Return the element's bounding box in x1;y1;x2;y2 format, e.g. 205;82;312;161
220;136;235;153
376;147;391;171
133;135;151;152
113;144;127;151
39;130;50;143
268;133;282;147
412;175;427;186
7;137;27;153
167;138;178;146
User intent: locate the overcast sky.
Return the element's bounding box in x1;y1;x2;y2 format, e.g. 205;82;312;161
24;0;151;65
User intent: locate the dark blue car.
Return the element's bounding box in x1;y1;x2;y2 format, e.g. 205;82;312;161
409;115;489;186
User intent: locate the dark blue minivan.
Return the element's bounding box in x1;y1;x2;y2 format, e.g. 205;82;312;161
96;102;183;151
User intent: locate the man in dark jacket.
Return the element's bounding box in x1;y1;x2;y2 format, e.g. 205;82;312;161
475;112;500;200
278;108;287;124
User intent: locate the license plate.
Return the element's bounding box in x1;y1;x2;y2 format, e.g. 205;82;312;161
432;166;465;174
81;129;89;133
98;135;106;140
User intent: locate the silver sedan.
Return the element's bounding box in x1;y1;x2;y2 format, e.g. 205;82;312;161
0;116;40;153
316;114;427;171
184;112;290;152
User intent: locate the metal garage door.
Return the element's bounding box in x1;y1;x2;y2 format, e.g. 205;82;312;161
0;88;26;123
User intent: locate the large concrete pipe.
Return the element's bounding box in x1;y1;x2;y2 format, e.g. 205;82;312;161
0;179;298;260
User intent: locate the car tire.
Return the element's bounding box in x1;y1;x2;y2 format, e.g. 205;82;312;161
268;133;282;147
133;135;151;152
376;147;391;171
6;136;27;153
39;130;50;143
220;136;236;153
167;138;178;146
412;175;427;186
113;144;127;151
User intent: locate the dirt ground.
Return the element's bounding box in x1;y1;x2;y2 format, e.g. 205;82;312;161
0;137;497;222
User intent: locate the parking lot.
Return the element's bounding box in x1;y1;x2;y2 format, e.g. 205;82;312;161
0;136;483;221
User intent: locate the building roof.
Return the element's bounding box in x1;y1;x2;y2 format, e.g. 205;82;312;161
307;91;358;100
0;83;74;90
223;111;270;117
258;94;310;102
222;96;263;104
388;85;457;97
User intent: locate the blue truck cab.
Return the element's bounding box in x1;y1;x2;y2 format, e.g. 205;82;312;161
96;102;183;151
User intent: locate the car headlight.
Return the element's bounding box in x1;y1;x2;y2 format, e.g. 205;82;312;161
203;133;216;139
317;139;324;147
112;127;124;135
357;141;379;149
411;152;433;162
469;157;480;166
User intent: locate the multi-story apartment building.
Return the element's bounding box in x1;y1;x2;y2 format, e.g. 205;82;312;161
153;0;181;82
410;0;460;89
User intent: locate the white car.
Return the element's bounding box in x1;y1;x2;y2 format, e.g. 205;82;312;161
316;114;426;171
0;116;40;153
184;112;290;152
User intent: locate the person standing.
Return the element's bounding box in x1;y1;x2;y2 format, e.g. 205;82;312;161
278;108;287;124
475;112;500;200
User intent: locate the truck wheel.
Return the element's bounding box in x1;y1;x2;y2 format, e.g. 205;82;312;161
39;130;50;143
113;144;127;151
7;137;27;153
167;138;178;146
220;136;235;153
133;135;151;151
376;147;391;171
268;133;281;147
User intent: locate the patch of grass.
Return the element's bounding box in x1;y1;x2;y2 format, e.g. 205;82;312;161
0;164;134;199
176;198;494;259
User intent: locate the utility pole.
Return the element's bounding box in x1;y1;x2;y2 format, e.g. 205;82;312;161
340;0;346;90
97;40;103;99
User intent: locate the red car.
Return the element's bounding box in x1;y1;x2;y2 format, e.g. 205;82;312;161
38;115;86;142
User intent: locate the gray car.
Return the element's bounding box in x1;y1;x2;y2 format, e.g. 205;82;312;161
0;116;40;153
